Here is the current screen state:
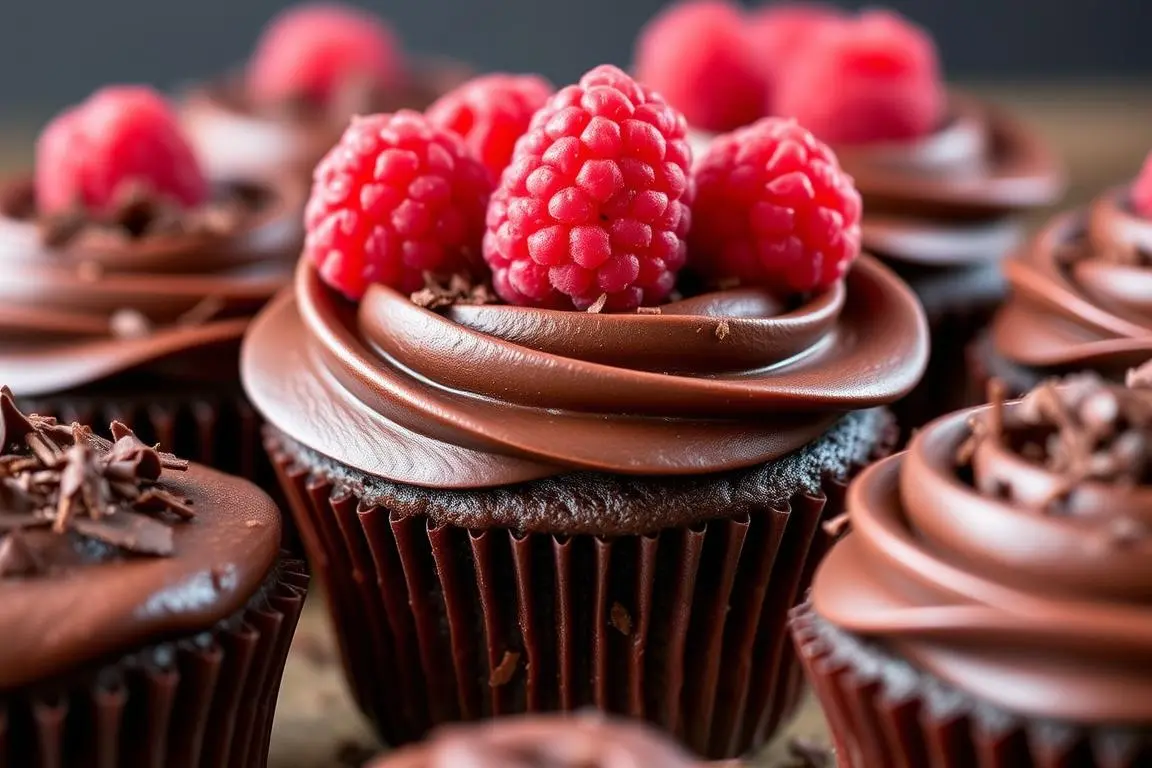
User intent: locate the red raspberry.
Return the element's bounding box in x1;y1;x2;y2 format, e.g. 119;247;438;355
776;10;945;144
483;65;693;311
247;2;404;108
304;110;492;300
634;0;767;133
36;86;208;217
1131;151;1152;219
426;74;554;183
746;3;846;111
689;117;862;294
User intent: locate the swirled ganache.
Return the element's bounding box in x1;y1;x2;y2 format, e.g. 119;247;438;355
794;369;1152;767
0;386;306;766
976;167;1152;395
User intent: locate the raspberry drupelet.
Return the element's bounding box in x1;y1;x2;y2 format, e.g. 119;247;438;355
633;0;767;133
689;117;862;294
482;65;694;311
1131;151;1152;220
427;74;555;183
304;110;492;300
36;86;208;217
247;2;404;109
776;10;945;145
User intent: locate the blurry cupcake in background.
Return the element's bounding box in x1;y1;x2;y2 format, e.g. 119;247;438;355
970;151;1152;399
244;64;927;758
792;368;1152;767
0;388;307;767
0;85;304;492
637;2;1065;432
181;2;471;182
371;713;704;767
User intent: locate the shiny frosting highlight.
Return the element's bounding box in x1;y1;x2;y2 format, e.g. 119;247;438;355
243;255;928;488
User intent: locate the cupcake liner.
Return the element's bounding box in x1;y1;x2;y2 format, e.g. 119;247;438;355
20;388;296;551
266;430;889;760
0;559;308;768
791;602;1152;768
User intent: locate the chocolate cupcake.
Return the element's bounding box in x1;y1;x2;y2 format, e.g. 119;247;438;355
640;5;1064;432
0;386;307;767
0;86;304;495
371;713;705;767
245;67;928;758
181;2;470;183
792;370;1152;767
971;155;1152;400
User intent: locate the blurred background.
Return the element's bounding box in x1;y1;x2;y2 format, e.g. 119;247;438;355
1;0;1150;112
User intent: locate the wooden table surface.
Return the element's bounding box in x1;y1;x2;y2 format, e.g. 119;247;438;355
2;82;1150;766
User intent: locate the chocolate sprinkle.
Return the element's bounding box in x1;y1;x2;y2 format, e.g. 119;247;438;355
0;386;192;576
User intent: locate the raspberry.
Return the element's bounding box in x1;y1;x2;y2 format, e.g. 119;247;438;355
1131;151;1152;219
304;110;492;300
247;2;403;108
426;74;554;183
36;86;208;217
776;10;945;144
634;0;767;133
688;117;862;295
483;65;693;311
746;3;846;111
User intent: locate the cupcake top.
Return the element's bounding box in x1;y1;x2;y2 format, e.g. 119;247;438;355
371;713;702;767
810;369;1152;723
244;67;928;511
990;156;1152;376
0;386;281;689
0;86;304;398
638;4;1063;271
181;2;470;180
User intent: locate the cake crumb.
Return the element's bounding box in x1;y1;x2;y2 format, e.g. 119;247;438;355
714;319;731;340
610;602;633;636
637;306;662;315
489;650;520;687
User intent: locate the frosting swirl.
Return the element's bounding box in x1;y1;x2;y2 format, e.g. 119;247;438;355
373;714;700;768
812;376;1152;723
242;254;928;488
0;175;304;397
832;96;1064;270
991;187;1152;374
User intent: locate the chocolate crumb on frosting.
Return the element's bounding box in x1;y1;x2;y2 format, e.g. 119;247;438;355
0;385;191;576
410;273;499;310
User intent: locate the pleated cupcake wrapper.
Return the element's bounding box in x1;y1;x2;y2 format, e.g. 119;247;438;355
0;559;308;768
21;391;297;551
267;430;882;760
791;604;1152;768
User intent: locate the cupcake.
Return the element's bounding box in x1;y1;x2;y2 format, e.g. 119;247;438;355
970;152;1152;400
637;3;1064;432
244;66;928;758
0;86;304;493
792;370;1152;767
0;386;307;766
371;713;704;767
181;2;471;183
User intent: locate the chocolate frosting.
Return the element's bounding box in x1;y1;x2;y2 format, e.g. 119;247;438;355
243;256;927;488
0;400;281;689
991;187;1152;374
0;175;304;397
373;714;701;768
811;377;1152;723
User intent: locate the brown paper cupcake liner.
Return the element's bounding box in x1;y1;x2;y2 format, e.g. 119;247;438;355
21;389;297;551
0;558;308;768
791;602;1152;768
266;429;889;760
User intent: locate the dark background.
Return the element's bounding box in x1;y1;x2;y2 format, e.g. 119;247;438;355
0;0;1149;116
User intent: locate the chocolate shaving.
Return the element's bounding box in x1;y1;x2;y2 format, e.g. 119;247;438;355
636;306;662;315
0;388;192;576
821;512;851;538
177;295;226;327
410;273;499;310
610;602;633;636
585;293;609;314
489;650;520;687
